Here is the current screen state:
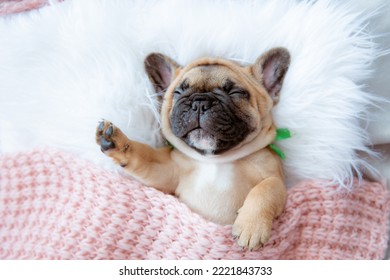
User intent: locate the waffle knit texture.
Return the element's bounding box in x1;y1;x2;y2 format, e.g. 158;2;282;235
0;148;389;260
0;0;53;15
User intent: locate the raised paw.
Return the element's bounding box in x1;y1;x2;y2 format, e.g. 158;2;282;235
96;120;130;154
96;120;115;151
96;120;117;151
232;209;273;250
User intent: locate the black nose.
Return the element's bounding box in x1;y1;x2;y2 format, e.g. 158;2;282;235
191;95;213;113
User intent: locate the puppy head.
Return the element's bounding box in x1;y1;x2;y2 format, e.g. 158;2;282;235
145;48;290;162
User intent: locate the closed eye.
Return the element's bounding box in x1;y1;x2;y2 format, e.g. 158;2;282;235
228;89;249;98
221;79;249;98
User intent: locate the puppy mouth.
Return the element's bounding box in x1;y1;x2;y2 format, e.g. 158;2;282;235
185;128;217;155
183;127;237;155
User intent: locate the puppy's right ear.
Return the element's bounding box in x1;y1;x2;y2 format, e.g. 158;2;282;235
144;53;181;93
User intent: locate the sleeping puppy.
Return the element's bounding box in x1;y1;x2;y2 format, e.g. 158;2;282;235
96;48;290;249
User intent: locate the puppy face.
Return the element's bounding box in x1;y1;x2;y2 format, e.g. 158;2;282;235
170;65;258;155
145;48;290;162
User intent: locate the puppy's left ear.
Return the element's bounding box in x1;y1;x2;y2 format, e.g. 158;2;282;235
251;47;290;103
144;53;181;94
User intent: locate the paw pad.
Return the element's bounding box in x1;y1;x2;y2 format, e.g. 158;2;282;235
96;120;116;151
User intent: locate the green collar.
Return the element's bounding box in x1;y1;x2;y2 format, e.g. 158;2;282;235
268;128;292;160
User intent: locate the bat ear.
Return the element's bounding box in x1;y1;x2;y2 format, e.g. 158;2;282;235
144;53;181;94
251;47;291;103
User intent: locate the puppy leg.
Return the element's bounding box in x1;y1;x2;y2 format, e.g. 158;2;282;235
232;176;286;250
96;120;178;193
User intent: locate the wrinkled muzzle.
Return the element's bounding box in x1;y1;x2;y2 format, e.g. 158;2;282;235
170;93;253;154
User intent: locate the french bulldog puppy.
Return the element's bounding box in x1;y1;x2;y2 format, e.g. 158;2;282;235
96;47;290;249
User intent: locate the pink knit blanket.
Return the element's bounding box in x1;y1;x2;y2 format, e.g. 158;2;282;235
0;0;50;15
0;148;389;259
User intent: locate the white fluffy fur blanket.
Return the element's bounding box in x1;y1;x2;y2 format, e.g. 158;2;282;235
0;0;382;188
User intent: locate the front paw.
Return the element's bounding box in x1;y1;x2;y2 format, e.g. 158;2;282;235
96;120;131;154
96;120;132;167
232;209;273;250
96;120;117;151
